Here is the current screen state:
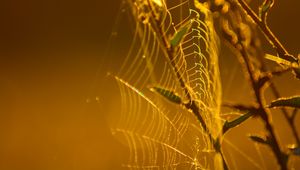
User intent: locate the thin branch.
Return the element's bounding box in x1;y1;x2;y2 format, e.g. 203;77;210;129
238;42;288;170
146;0;209;133
269;83;300;146
222;102;258;112
234;0;298;63
291;108;298;121
221;21;288;168
146;1;229;169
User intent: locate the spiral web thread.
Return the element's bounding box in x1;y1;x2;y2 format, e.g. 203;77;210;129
111;0;223;169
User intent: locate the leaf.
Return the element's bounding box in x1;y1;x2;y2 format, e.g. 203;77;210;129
150;87;182;104
268;96;300;109
170;22;191;47
265;54;298;67
249;135;269;145
259;0;274;19
223;111;254;134
112;0;224;168
288;145;300;156
265;53;300;80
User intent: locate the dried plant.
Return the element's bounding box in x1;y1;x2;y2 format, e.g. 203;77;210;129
108;0;300;169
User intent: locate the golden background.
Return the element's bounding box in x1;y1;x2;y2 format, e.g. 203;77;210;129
0;0;299;169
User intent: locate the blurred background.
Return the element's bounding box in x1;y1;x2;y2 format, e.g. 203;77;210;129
0;0;299;169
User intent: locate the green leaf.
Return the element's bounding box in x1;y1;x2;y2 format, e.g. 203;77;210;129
150;87;182;104
268;96;300;109
170;22;191;47
223;111;254;134
249;135;269;145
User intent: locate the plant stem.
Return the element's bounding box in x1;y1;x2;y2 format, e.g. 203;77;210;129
238;42;288;169
235;0;297;63
255;46;300;147
147;0;209;134
269;83;300;146
146;1;228;169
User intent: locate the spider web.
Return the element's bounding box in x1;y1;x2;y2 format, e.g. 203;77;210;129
110;0;223;169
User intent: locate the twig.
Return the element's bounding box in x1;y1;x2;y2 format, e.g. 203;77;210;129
221;18;288;168
222;102;258;112
237;41;288;170
291;108;298;121
146;1;229;169
234;0;298;63
249;20;300;149
269;83;300;146
217;0;299;168
146;0;209;133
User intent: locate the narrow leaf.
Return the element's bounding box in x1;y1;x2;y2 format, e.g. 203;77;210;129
265;53;298;67
288;145;300;156
150;87;182;104
269;96;300;109
259;0;274;19
265;53;300;79
249;135;269;145
170;22;191;47
223;111;254;134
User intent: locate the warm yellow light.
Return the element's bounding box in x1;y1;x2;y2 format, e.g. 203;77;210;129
152;0;163;7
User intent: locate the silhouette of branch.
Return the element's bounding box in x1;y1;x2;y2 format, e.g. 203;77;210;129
146;1;229;169
235;0;298;63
